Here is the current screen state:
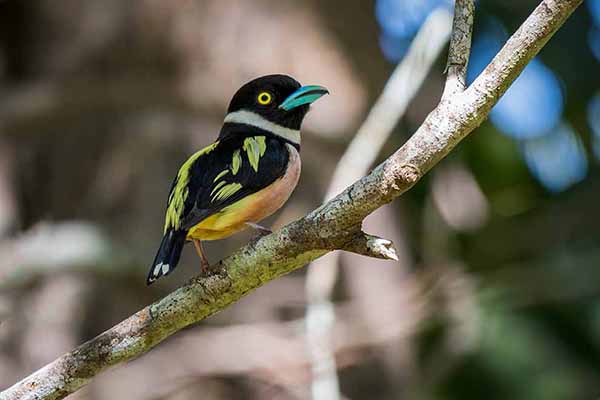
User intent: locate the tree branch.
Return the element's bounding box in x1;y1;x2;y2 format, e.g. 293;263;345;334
340;232;400;260
0;1;583;399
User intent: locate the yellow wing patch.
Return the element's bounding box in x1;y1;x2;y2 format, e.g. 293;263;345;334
210;136;267;202
164;141;219;232
231;150;242;175
211;182;242;202
213;170;229;182
210;180;227;196
243;136;267;172
256;136;267;155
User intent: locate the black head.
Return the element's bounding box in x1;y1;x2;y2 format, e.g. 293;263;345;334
226;74;328;130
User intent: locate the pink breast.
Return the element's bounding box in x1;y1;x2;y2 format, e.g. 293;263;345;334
245;144;301;223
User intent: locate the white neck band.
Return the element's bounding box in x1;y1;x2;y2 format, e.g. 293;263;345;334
224;110;300;145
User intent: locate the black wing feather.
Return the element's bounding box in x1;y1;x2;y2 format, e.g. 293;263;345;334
180;135;289;230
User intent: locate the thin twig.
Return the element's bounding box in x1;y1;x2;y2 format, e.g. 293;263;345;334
0;1;583;399
442;0;475;100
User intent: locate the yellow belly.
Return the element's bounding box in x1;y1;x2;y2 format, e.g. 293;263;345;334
186;144;301;241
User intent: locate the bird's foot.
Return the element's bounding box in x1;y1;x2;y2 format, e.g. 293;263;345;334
193;239;212;275
200;259;211;275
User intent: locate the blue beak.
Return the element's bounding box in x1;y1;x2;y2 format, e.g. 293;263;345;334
279;85;329;111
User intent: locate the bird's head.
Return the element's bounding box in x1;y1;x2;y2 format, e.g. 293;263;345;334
223;74;328;145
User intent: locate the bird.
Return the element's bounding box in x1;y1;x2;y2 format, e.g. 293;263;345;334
147;74;328;284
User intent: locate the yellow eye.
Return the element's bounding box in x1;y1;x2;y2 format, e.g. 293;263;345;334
257;92;272;105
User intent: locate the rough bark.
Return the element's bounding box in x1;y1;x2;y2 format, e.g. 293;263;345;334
443;0;475;99
0;1;583;399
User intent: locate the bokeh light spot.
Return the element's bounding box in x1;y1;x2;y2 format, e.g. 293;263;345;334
522;124;588;192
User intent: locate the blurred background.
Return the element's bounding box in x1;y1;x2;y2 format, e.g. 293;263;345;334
0;0;599;399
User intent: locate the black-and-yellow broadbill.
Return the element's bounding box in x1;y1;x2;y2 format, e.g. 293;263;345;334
147;74;328;284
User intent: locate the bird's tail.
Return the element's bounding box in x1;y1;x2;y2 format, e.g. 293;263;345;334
147;230;186;285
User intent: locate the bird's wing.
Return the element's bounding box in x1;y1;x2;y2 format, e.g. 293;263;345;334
162;136;290;233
